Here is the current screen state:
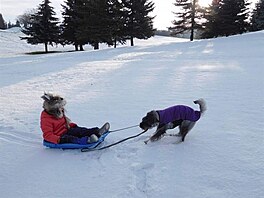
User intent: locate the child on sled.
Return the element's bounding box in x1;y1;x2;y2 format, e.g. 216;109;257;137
40;93;110;145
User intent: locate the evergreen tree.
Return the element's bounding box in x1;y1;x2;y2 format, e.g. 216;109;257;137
108;0;127;48
201;0;221;38
20;0;60;52
251;0;264;31
61;0;85;51
217;0;250;36
76;0;114;50
0;13;7;29
15;20;20;27
169;0;203;41
122;0;155;46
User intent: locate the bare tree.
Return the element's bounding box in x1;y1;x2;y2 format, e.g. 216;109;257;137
17;9;37;28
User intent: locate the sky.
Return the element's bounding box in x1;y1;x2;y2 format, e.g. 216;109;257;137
0;0;259;30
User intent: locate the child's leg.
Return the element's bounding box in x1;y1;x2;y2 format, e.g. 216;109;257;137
59;134;88;145
66;126;100;138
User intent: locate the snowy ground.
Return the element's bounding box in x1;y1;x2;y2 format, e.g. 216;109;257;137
0;28;263;198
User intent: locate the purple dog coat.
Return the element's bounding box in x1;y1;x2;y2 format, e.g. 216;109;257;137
157;105;201;125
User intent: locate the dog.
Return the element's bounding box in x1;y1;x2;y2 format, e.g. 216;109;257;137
140;99;206;143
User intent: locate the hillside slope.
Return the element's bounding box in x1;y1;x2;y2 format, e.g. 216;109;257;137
0;29;263;198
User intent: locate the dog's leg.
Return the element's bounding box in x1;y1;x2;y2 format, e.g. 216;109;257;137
144;138;151;144
149;125;167;142
143;123;163;144
144;124;167;144
164;133;181;137
179;120;196;142
146;121;182;143
180;129;188;142
144;130;167;144
163;120;183;137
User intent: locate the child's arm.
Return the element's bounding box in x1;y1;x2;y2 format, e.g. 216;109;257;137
65;116;77;128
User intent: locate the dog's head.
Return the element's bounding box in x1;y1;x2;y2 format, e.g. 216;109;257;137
139;110;159;130
41;93;66;118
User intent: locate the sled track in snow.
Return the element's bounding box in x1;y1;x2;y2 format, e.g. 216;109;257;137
0;131;40;147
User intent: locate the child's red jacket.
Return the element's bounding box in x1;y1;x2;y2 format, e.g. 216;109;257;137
40;111;76;144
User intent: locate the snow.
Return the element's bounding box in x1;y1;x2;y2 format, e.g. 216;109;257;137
0;28;263;198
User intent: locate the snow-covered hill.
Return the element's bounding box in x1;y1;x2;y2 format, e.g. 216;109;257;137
0;28;263;198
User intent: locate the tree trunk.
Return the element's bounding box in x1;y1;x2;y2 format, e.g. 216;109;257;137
94;42;99;50
80;45;84;51
130;36;134;46
114;38;117;48
190;0;196;41
75;44;78;51
45;43;48;53
190;28;194;41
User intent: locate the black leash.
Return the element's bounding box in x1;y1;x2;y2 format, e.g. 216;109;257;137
81;129;148;152
109;124;139;133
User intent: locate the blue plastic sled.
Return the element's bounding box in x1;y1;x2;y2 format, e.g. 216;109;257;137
43;132;110;149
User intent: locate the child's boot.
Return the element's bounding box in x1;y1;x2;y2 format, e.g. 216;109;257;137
87;134;99;143
98;122;110;136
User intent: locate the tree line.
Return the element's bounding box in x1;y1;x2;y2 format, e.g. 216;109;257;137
20;0;155;52
0;14;20;29
169;0;264;41
1;0;263;52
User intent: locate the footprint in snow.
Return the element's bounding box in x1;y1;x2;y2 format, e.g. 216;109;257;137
130;163;154;193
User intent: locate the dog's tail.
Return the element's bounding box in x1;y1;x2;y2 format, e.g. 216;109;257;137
194;98;207;116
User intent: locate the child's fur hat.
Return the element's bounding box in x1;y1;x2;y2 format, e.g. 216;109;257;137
41;92;66;118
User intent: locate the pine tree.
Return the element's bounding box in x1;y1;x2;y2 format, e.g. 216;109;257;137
251;0;264;31
20;0;60;52
217;0;250;36
0;13;6;29
76;0;114;50
61;0;85;51
122;0;155;46
201;0;221;38
169;0;202;41
108;0;127;48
